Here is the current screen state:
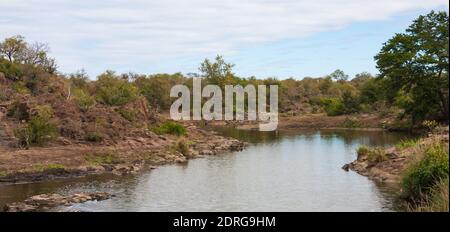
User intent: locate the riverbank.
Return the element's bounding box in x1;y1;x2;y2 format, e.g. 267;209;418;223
344;126;449;211
0;122;245;184
205;113;392;131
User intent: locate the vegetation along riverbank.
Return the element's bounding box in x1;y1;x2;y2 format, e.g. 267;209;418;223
0;10;448;211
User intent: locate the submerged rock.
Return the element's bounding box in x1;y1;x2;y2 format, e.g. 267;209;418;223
4;192;112;212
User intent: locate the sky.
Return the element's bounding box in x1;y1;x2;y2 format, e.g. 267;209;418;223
0;0;448;79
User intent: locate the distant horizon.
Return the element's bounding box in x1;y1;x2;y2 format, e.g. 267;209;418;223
1;0;448;80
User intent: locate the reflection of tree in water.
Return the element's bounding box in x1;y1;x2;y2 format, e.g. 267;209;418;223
213;126;414;147
319;130;414;147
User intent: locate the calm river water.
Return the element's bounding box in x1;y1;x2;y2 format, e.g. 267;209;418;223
0;128;413;212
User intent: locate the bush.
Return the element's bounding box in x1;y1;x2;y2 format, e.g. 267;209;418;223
396;139;420;149
7;101;29;120
320;98;345;116
11;81;30;94
356;146;370;158
366;148;387;164
402;143;449;198
152;121;186;136
173;140;190;155
0;59;22;80
73;88;95;111
85;132;104;142
408;177;449;212
14;116;58;147
115;108;137;121
95;71;139;106
356;145;386;164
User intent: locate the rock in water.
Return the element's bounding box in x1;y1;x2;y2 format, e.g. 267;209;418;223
4;192;112;212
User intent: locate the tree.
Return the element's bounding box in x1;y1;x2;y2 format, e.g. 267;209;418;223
375;11;449;123
0;35;27;62
20;42;57;73
199;55;235;86
0;36;57;74
329;69;349;82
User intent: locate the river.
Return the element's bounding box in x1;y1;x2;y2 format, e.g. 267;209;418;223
0;128;412;212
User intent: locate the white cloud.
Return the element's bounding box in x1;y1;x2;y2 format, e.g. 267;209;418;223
0;0;448;75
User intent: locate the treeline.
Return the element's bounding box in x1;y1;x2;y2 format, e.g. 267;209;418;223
1;11;448;130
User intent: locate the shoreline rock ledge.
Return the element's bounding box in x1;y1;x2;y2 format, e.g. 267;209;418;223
4;192;112;212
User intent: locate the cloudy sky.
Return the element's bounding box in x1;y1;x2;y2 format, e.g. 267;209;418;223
1;0;448;79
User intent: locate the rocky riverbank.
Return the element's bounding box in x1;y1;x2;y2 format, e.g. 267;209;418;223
343;127;449;183
4;192;112;212
0;123;245;184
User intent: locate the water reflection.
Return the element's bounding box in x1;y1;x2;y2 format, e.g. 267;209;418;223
0;128;413;212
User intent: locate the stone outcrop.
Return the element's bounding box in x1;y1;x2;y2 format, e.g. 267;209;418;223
4;192;112;212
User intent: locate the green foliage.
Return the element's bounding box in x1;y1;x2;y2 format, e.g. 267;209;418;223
0;58;22;80
375;11;449;123
328;69;349;82
35;104;54;119
396;139;420;149
0;35;57;74
11;81;30;94
115;107;137;121
356;146;370;158
172;140;190;155
319;98;345;116
366;148;387;164
134;73;185;110
84;153;119;166
356;145;386;164
199;55;235;86
95;70;139;106
32;163;66;172
152;121;187;136
341;91;360;113
402;143;449;198
7;100;29;120
73;88;95;111
14;115;58;147
85;132;104;142
408;177;449;212
359;78;384;104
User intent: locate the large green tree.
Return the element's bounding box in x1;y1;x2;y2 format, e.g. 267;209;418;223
375;11;449;123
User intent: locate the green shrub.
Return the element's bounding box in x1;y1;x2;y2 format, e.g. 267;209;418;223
35;104;54;119
366;148;387;164
408;177;449;212
115;108;137;121
14;116;58;147
11;81;30;94
320;98;345;116
7;101;29;120
356;146;370;158
95;71;139;106
151;121;186;136
172;140;189;155
402;143;449;198
396;139;420;149
0;59;22;80
85;132;104;142
73;88;95;111
356;146;386;164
